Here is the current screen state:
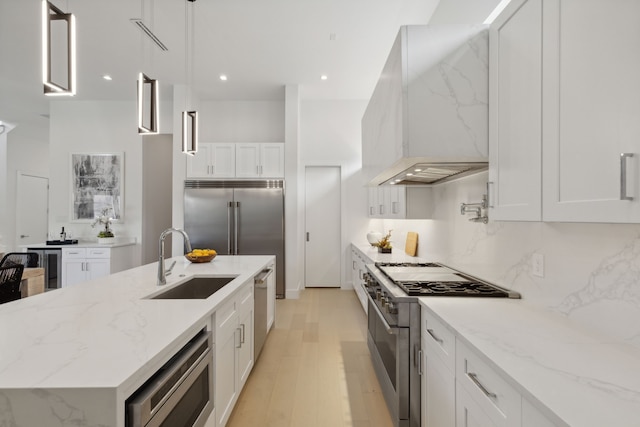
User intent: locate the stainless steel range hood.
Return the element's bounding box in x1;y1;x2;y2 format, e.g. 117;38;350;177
371;158;488;186
362;25;489;186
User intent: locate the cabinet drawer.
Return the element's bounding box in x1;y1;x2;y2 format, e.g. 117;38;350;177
422;306;456;370
237;280;254;310
86;248;110;258
456;339;521;427
62;248;87;259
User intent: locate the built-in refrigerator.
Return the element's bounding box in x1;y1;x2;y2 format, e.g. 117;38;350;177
184;180;285;298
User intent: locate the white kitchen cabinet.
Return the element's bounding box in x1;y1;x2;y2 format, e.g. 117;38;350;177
215;279;253;427
488;0;542;221
456;385;496;427
368;186;432;219
541;0;640;222
62;247;111;287
237;283;254;388
456;340;521;427
522;398;558;427
186;143;236;178
350;247;368;314
421;306;455;427
235;143;284;178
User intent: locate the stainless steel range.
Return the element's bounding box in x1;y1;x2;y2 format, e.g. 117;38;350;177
362;262;519;427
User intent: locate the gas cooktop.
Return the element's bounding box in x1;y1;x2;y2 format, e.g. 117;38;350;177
374;262;520;298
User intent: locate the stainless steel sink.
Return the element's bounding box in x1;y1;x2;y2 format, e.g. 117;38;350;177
150;276;237;299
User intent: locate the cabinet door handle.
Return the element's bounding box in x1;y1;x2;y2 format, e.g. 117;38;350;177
467;372;497;399
369;206;374;215
85;262;89;271
392;201;399;214
426;328;444;344
306;232;310;242
240;323;245;344
487;181;495;208
418;349;423;376
620;153;634;200
379;205;384;215
236;328;242;348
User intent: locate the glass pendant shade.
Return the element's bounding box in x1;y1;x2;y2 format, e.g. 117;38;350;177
42;0;76;96
182;111;198;155
137;72;159;134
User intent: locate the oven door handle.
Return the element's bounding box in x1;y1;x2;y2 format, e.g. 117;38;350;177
363;284;399;335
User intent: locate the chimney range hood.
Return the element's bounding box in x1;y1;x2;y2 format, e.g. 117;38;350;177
362;25;489;186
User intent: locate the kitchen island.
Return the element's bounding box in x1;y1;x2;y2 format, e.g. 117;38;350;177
0;254;274;427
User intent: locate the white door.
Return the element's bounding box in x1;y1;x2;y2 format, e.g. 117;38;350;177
16;173;48;246
305;166;341;287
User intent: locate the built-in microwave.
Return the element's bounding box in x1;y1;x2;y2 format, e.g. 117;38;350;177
126;328;214;427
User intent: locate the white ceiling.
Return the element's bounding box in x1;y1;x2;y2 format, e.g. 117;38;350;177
0;0;443;128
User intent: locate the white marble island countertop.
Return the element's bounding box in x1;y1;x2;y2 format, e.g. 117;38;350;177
0;255;273;427
420;298;640;427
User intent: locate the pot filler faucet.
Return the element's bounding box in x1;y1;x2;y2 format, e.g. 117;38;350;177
158;228;192;286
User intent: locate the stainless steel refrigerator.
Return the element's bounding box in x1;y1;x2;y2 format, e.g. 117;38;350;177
184;180;285;298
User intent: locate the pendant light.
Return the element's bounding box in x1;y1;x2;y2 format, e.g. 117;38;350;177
182;0;198;155
42;0;76;96
135;0;163;135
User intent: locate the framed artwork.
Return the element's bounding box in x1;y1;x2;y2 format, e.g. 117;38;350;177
70;152;124;222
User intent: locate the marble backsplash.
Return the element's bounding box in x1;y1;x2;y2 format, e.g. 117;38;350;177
371;171;640;349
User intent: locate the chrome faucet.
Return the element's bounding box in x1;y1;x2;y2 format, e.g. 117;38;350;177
158;228;192;285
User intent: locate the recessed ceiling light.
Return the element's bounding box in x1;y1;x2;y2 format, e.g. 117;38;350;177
414;168;422;172
102;74;112;81
406;173;413;176
219;74;227;81
320;75;328;81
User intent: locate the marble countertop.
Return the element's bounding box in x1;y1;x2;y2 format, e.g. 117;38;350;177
419;298;640;427
23;238;137;249
0;255;273;393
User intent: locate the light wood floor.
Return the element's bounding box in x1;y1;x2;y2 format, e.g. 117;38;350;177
226;288;393;427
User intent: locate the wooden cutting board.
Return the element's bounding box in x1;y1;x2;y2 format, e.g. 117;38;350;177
405;232;418;256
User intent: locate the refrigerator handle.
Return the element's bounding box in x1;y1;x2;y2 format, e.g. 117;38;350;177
227;201;233;254
234;201;240;254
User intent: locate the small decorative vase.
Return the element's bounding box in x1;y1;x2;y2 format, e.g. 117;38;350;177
378;247;392;253
98;237;115;244
367;231;383;246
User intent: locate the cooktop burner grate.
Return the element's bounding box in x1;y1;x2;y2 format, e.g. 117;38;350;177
396;281;510;297
375;262;442;268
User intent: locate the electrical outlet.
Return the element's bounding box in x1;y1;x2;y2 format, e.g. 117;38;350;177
532;253;544;278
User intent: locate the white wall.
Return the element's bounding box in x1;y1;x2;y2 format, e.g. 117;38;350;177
374;172;640;349
49;101;142;266
300;100;369;288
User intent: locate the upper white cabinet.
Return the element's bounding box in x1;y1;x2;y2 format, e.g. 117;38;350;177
490;0;640;223
235;143;284;178
186;143;236;178
542;0;640;222
488;0;542;221
368;186;433;219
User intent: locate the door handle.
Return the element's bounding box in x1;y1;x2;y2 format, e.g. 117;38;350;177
227;202;233;254
306;232;310;242
234;201;239;254
20;234;29;238
620;153;634;200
